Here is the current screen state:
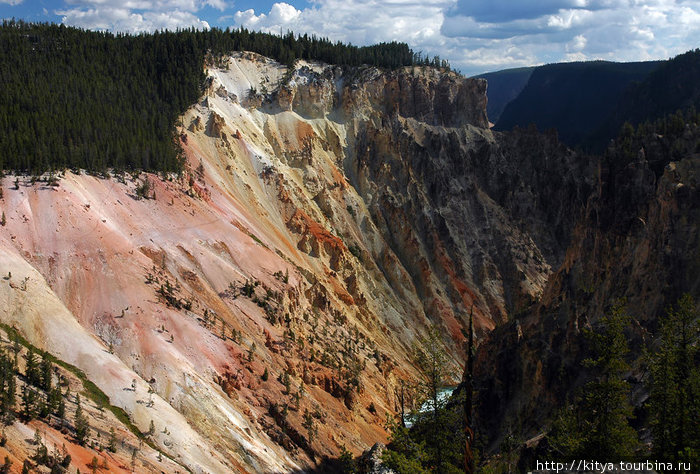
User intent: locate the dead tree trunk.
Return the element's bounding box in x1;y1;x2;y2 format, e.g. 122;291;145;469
464;306;474;474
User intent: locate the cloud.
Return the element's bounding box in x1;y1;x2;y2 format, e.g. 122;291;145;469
0;0;24;5
53;0;700;76
205;0;227;10
440;0;700;74
57;0;215;32
449;0;588;22
57;6;210;32
63;0;201;12
231;0;451;49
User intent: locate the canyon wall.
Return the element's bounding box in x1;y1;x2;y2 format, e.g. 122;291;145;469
0;52;616;471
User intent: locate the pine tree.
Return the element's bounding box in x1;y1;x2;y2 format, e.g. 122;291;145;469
647;294;700;463
0;455;12;474
414;325;451;472
282;371;291;394
247;342;256;362
549;302;638;460
21;385;36;420
56;394;65;420
302;408;317;445
381;416;429;474
108;427;117;453
338;445;356;473
39;352;52;391
25;348;39;386
0;352;15;418
74;394;90;445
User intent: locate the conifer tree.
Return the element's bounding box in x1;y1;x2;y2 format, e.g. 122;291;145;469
39;352;52;391
108;427;117;453
56;394;66;421
414;325;451;472
302;408;317;445
74;394;89;445
549;302;638;460
21;385;36;420
0;455;11;473
0;352;15;418
25;348;39;387
647;294;700;463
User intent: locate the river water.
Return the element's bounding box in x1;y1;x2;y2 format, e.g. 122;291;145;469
403;386;458;428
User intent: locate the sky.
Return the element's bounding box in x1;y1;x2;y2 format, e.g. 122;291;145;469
1;0;699;76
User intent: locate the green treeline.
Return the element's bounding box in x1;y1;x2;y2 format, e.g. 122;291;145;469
0;20;444;174
202;27;447;70
0;21;204;173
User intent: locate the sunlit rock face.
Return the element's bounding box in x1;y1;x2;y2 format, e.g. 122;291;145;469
0;51;594;472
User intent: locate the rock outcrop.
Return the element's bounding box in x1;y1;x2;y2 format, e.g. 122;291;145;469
474;124;700;453
2;50;687;472
358;443;396;474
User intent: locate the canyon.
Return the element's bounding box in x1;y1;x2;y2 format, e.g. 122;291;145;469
0;51;697;472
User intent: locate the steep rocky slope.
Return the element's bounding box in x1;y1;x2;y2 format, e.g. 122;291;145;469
1;52;598;471
475;120;700;455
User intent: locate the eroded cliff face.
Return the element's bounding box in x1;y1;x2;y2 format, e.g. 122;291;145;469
0;52;593;472
475;125;700;453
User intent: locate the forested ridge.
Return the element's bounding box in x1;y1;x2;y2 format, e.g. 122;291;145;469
494;59;662;147
0;20;444;173
590;49;700;150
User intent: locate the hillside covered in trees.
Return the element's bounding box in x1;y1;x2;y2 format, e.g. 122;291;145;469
0;20;445;174
492;50;700;152
590;49;700;149
495;59;661;147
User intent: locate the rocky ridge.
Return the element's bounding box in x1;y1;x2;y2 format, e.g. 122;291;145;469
0;51;599;471
475;122;700;455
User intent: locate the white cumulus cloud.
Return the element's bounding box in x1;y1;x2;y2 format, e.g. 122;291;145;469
57;0;214;32
440;0;700;74
231;0;451;51
53;0;700;75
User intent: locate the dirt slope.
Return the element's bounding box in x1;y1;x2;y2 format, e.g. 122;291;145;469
0;52;585;472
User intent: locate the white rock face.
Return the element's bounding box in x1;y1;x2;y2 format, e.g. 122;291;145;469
0;51;551;473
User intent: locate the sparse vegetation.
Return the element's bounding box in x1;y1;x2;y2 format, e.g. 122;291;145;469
135;178;154;200
74;394;90;445
247;342;256;362
0;324;147;446
348;244;362;260
302;409;317;445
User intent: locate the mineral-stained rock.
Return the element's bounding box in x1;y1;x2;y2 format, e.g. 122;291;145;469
4;50;688;473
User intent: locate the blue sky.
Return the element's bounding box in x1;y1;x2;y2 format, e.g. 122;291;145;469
2;0;699;75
